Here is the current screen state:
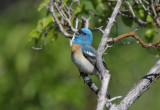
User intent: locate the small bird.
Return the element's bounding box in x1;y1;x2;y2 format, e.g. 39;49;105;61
71;28;110;98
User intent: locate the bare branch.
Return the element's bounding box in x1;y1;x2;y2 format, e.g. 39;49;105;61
96;0;123;110
119;1;150;26
49;0;73;37
82;16;90;29
139;0;160;27
125;1;135;18
94;26;104;34
150;0;157;17
108;96;122;102
119;11;149;25
70;18;79;47
54;2;76;32
110;59;160;110
110;29;160;47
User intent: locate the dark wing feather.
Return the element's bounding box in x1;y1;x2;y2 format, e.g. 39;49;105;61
83;51;97;66
81;45;107;69
81;45;97;66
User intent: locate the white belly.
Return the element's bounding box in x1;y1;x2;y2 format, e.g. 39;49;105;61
71;53;95;74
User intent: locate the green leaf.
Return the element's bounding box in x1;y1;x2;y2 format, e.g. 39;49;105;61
146;15;153;22
42;16;53;28
145;29;155;38
98;18;102;23
138;9;144;17
36;16;53;32
38;0;50;11
29;28;40;40
74;7;82;15
145;29;155;42
83;1;95;11
37;20;43;31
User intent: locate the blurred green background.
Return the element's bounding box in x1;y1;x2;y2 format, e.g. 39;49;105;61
1;0;160;110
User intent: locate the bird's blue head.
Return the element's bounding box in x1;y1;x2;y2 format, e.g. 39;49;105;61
72;28;93;45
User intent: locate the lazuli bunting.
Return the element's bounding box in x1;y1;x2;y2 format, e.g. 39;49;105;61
71;28;110;98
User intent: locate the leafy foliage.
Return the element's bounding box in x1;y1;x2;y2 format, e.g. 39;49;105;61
30;0;115;48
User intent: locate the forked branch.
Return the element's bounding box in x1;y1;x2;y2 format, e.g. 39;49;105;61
49;0;77;38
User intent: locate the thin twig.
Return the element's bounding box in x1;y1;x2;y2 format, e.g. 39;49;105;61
139;0;160;27
125;1;136;18
82;17;90;29
94;26;104;34
49;0;72;37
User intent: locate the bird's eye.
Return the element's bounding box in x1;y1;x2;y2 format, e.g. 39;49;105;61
79;29;86;35
83;32;87;35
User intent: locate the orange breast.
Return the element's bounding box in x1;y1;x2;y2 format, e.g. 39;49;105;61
71;44;81;53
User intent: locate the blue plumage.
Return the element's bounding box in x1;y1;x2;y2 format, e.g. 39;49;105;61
72;28;93;45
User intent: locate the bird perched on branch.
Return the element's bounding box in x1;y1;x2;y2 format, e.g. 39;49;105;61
71;28;110;99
